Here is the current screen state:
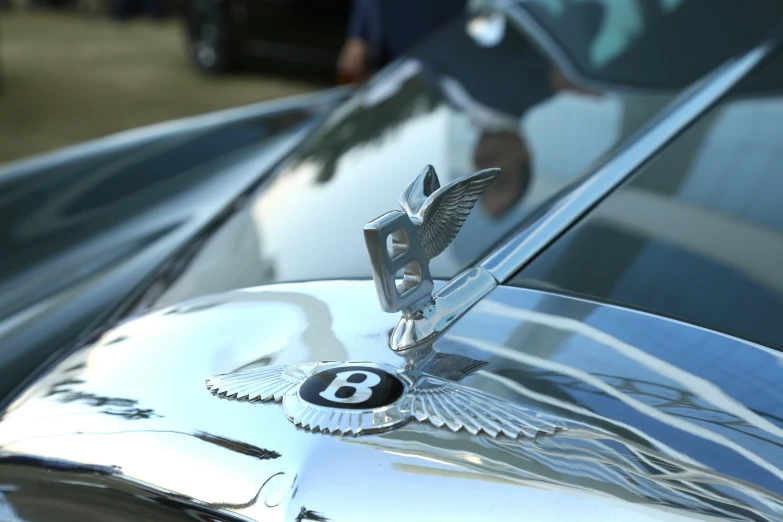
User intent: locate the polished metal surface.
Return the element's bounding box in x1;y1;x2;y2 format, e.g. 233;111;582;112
399;166;500;261
390;266;496;351
2;281;783;521
480;33;776;283
365;166;500;350
0;87;351;404
363;208;434;313
364;165;499;314
208;361;413;436
510;45;783;352
207;354;563;438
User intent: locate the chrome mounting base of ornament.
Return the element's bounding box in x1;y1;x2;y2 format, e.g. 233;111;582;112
390;266;496;351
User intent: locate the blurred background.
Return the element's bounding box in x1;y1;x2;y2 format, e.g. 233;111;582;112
0;0;350;164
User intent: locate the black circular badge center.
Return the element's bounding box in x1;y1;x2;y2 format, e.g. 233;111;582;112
298;366;404;409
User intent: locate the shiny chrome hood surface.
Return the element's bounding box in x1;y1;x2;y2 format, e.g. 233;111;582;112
1;281;783;521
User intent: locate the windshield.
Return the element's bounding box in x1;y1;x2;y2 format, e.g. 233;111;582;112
145;0;783;308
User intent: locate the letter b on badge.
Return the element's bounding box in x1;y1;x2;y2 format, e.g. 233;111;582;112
319;370;381;404
298;365;405;409
364;211;434;313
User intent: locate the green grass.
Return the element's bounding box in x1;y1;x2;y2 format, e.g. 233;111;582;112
0;11;321;164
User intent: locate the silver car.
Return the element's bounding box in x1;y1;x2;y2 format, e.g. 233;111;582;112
2;1;783;521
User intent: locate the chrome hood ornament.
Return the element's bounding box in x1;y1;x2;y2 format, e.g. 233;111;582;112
364;165;501;350
206;354;565;438
202;165;553;439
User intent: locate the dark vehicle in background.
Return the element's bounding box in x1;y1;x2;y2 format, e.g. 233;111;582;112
181;0;352;78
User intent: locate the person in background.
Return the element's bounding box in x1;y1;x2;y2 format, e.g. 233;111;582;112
338;0;466;83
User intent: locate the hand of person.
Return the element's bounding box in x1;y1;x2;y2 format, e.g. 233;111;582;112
338;37;372;84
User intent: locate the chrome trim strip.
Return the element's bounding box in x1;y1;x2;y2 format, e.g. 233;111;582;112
481;38;775;283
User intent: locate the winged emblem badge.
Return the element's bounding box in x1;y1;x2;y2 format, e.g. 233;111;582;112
206;356;565;438
205;166;565;439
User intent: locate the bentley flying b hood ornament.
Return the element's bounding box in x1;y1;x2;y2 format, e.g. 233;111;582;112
364;165;501;351
202;164;564;440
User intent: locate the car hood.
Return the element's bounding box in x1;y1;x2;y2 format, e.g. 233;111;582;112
1;281;783;521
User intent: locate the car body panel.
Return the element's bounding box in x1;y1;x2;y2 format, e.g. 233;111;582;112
130;64;676;311
3;3;783;521
0;88;351;403
1;282;782;521
3;1;781;407
512;51;783;352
